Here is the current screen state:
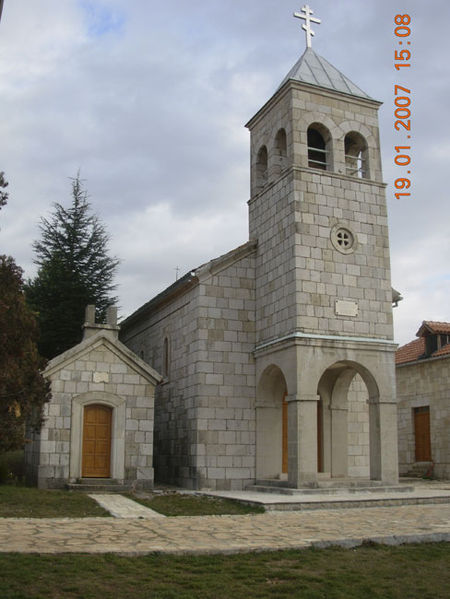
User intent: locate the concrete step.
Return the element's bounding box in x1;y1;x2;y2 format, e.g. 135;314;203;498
67;479;132;493
246;484;415;496
405;462;433;478
254;479;291;488
260;495;450;511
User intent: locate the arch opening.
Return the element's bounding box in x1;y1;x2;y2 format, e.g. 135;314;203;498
275;128;288;173
307;124;331;170
256;145;268;189
345;131;368;178
256;364;288;480
317;360;380;481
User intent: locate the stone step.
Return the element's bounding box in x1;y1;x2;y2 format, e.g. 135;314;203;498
246;484;415;496
67;479;132;493
254;479;291;488
405;463;433;478
259;495;450;511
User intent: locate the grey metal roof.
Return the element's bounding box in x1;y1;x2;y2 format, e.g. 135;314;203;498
278;47;372;100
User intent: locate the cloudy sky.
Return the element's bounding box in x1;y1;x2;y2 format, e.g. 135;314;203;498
0;0;448;346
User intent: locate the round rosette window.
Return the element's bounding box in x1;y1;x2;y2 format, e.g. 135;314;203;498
330;224;356;254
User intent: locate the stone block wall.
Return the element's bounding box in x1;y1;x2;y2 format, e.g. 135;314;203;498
121;246;257;490
397;357;450;479
195;249;256;490
120;285;199;489
248;83;393;345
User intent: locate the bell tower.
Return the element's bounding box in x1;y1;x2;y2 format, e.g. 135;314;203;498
248;7;398;488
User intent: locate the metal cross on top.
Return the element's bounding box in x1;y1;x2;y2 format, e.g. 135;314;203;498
294;5;321;48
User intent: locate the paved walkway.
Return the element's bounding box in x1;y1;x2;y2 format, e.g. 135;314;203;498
89;494;165;519
0;503;449;555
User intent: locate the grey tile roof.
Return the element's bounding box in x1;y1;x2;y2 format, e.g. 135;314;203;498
278;47;372;100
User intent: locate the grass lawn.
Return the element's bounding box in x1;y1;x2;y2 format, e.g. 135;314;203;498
130;492;265;516
0;485;262;518
0;486;109;518
0;543;449;598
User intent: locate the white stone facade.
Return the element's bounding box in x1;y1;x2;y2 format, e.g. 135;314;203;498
121;47;399;490
121;243;257;490
26;308;161;489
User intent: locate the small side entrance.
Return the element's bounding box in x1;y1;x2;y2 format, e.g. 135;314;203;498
414;406;431;462
82;404;112;478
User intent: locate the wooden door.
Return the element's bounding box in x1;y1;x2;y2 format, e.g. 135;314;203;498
282;392;288;474
414;406;431;462
82;404;112;478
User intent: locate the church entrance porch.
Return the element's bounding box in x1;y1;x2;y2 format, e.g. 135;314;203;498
254;339;399;491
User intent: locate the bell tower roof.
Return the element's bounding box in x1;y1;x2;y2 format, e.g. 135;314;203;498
277;47;373;100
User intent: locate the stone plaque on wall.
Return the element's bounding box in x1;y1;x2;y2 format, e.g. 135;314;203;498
335;299;359;317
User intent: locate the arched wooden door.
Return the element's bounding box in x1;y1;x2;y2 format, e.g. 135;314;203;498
82;404;112;478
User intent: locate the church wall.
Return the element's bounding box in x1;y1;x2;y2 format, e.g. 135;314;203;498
195;251;256;490
120;286;200;489
397;357;450;479
121;250;257;491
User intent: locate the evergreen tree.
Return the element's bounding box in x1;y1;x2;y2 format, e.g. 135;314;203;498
26;174;119;359
0;256;50;453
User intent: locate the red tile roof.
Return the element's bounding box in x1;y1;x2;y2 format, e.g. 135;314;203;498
397;320;450;364
434;343;450;358
416;321;450;336
395;337;425;365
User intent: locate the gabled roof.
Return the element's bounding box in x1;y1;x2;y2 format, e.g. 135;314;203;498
44;330;162;385
121;240;257;331
396;320;450;365
277;47;373;100
416;321;450;337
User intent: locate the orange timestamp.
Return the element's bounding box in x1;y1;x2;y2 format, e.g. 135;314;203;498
393;14;412;199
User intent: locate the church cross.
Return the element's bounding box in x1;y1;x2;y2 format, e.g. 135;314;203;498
294;5;321;48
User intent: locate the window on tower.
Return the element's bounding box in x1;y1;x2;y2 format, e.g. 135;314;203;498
307;125;329;170
256;145;268;188
275;128;288;171
344;132;368;178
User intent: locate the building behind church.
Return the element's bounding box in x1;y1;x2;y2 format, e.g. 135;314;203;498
396;321;450;479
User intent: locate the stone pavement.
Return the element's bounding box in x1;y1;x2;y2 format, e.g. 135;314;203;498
0;503;449;555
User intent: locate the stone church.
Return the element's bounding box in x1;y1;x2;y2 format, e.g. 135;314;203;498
27;9;400;491
120;19;399;491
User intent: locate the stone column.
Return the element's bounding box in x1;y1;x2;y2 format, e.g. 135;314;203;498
287;394;319;487
379;400;399;484
368;397;381;480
